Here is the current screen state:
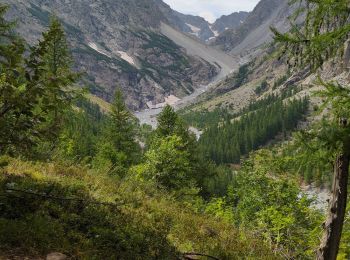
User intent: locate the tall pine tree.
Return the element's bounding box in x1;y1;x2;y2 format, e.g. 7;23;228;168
28;16;79;144
94;89;140;171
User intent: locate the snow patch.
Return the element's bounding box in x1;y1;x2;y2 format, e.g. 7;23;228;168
88;42;111;58
88;42;136;66
186;23;201;36
209;25;219;37
206;37;216;42
117;51;136;66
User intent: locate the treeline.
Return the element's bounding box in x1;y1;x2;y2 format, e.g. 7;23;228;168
180;107;231;129
181;85;302;129
199;96;309;164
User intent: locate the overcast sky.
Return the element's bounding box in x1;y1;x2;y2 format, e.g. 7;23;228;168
163;0;260;23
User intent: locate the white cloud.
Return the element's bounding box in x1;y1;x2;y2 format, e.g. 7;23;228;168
163;0;260;23
198;11;216;23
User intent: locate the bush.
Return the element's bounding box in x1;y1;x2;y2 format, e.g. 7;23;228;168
0;158;275;259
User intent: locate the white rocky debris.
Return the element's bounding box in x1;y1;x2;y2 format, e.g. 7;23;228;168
88;42;136;66
146;95;181;109
88;42;111;58
186;23;201;36
117;51;136;66
209;25;219;37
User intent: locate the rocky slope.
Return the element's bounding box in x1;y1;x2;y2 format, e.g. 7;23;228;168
154;0;215;42
5;0;226;109
211;12;249;36
212;0;298;56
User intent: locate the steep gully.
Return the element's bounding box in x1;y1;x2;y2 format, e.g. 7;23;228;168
135;23;239;127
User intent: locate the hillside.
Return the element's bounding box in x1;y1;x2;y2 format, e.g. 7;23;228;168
0;158;278;259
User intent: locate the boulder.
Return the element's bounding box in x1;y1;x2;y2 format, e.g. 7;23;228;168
46;253;67;260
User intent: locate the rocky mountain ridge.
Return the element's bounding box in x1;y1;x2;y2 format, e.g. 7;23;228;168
211;12;249;36
4;0;299;110
5;0;229;109
212;0;298;56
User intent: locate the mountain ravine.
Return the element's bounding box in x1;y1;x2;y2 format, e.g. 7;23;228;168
5;0;236;110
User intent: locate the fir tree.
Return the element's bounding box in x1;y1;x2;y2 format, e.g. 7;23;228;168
94;89;140;171
156;104;179;137
28;16;79;143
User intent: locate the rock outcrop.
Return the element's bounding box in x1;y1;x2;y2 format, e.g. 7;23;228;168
5;0;221;109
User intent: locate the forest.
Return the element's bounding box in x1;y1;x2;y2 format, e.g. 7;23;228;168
0;0;350;259
199;96;309;164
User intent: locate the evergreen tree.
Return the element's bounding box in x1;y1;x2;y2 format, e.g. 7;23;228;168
0;5;41;154
199;96;309;164
156;104;179;137
94;89;140;171
28;16;79;143
141;135;194;190
0;9;78;156
272;1;350;258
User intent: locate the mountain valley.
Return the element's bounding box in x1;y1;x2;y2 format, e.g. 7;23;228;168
1;0;350;259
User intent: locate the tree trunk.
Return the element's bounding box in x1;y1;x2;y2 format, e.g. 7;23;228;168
316;150;349;260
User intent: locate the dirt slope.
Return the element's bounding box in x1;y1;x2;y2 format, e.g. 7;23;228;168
160;22;238;79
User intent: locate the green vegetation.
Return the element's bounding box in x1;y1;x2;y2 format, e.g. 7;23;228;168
1;1;350;259
233;63;250;88
272;73;290;90
0;9;276;258
27;4;50;25
181;85;303;130
181;107;232;129
272;0;350;258
0;158;276;259
254;80;269;95
199;96;309;164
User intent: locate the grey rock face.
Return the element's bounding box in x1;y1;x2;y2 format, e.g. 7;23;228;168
212;12;249;35
154;0;215;42
212;0;295;54
5;0;219;109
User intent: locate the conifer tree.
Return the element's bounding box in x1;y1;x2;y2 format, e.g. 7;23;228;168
95;89;140;170
156;104;179;137
0;9;79;155
28;16;79;143
272;1;350;258
0;5;40;153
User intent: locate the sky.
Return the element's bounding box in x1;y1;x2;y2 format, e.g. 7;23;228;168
163;0;260;23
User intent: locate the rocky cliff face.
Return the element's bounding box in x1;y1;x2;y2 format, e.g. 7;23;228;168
212;0;296;55
211;12;249;36
154;0;215;42
5;0;219;109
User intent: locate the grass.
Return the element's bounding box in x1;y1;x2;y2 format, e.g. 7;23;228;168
0;158;278;259
86;94;112;113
